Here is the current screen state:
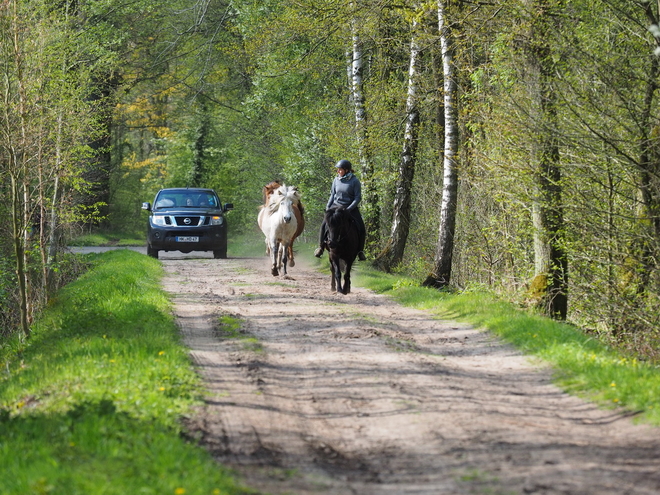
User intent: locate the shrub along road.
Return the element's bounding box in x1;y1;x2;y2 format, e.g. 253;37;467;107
161;253;660;495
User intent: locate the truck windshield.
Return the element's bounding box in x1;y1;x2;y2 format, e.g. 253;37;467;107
154;192;218;208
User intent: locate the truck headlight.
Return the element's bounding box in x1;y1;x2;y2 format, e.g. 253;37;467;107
210;215;224;225
152;215;167;226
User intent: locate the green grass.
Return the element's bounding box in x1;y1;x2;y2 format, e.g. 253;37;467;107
216;316;263;353
353;266;660;426
0;249;254;495
70;232;144;247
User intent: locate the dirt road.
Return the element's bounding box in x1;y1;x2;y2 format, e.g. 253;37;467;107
160;253;660;495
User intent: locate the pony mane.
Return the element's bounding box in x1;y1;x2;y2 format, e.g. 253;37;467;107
262;183;302;215
262;181;281;204
267;184;288;213
326;206;347;229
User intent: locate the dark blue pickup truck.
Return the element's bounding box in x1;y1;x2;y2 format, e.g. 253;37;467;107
142;188;233;259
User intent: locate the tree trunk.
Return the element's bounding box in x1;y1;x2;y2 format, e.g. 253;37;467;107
350;21;379;249
615;2;660;305
11;172;30;338
190;99;209;187
526;0;568;320
375;15;422;271
84;73;120;225
639;1;660;240
47;109;64;294
423;0;459;288
5;0;31;338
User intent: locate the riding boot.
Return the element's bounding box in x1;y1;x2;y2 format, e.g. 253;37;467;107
316;221;327;257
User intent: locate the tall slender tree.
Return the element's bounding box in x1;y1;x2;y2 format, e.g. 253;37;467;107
525;0;568;319
424;0;459;288
1;0;36;337
376;7;423;271
350;8;379;248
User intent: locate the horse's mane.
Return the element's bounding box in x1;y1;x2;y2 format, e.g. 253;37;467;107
262;181;281;204
265;184;302;213
326;206;348;229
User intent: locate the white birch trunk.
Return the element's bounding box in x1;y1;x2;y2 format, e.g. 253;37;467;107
425;0;459;287
350;16;379;243
381;17;421;268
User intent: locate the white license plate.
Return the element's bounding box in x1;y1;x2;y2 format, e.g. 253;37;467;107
176;236;199;242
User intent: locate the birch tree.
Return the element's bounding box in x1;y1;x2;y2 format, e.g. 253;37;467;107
423;0;459;288
350;12;379;248
376;8;423;271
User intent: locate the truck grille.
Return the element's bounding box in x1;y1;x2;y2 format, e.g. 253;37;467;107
174;216;202;226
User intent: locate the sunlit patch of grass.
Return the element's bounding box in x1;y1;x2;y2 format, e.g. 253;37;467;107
217;315;242;338
264;281;293;287
69;233;144;247
216;315;264;353
240;338;264;353
0;250;255;494
457;468;513;495
353;265;660;426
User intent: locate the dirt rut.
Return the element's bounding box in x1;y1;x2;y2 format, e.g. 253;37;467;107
160;254;660;495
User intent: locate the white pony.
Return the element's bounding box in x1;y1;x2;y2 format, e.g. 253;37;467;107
258;184;301;276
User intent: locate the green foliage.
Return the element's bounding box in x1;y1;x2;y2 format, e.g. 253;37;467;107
46;0;660;360
0;250;253;494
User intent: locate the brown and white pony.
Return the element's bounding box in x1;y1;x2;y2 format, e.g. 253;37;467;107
259;181;304;267
258;183;303;276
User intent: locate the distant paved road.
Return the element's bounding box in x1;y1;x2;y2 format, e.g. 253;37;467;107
68;246;215;259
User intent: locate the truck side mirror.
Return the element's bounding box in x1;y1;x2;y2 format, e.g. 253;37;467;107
142;202;151;211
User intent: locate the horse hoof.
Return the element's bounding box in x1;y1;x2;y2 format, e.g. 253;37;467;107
272;268;279;276
289;259;295;267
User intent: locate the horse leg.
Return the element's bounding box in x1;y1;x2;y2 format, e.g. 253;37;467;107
287;242;295;267
343;261;353;295
334;259;344;294
330;258;337;291
271;240;279;276
281;243;289;276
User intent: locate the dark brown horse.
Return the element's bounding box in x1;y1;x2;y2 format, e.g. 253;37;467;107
324;206;359;294
261;181;304;267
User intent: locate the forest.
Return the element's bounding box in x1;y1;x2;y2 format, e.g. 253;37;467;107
1;0;659;360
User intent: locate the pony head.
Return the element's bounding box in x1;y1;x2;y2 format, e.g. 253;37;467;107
267;184;300;223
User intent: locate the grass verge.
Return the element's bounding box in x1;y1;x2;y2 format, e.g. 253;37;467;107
353;265;660;426
0;249;254;495
70;232;144;247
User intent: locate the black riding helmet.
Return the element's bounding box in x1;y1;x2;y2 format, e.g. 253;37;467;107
335;159;353;171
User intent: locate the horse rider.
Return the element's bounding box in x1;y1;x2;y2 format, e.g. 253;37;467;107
314;159;367;261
